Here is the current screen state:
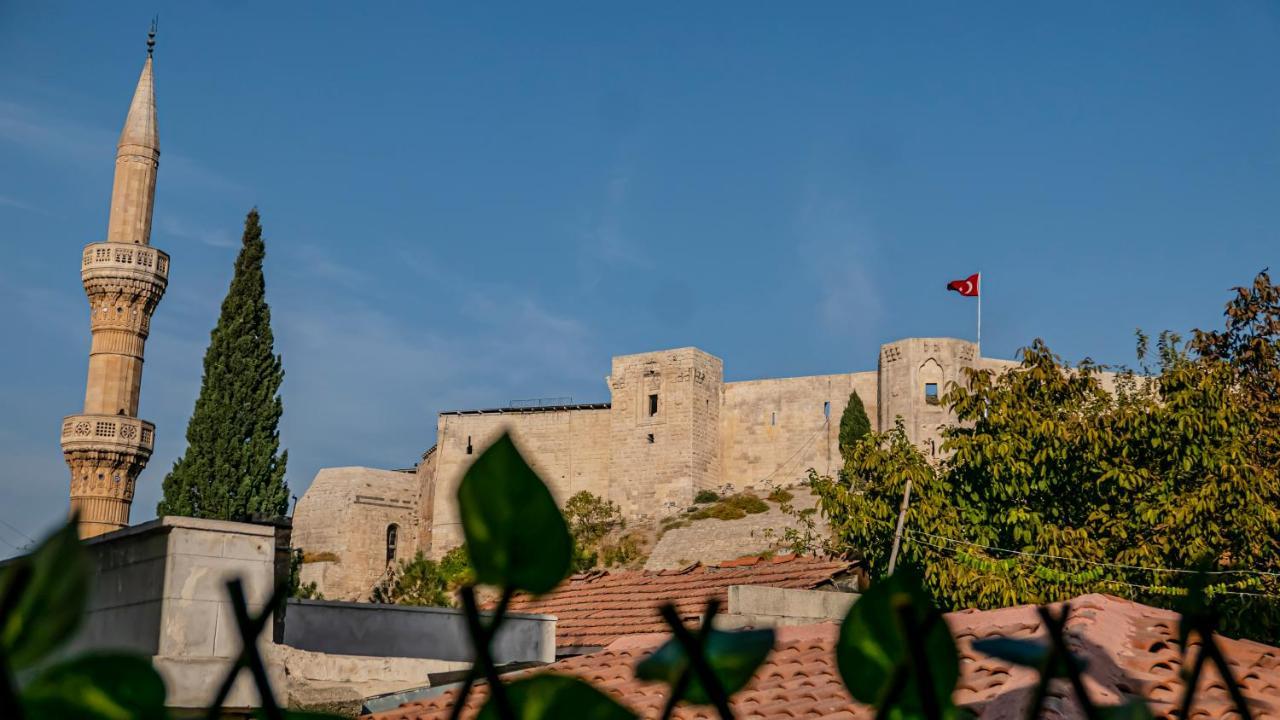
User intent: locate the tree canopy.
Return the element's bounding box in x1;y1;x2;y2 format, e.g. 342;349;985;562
837;390;872;462
157;209;289;520
809;272;1280;642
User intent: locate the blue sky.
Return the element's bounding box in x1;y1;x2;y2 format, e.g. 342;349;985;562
0;2;1276;552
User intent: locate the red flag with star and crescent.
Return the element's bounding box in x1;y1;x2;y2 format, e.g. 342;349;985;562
947;273;980;297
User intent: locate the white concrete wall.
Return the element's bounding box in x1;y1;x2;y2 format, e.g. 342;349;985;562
69;516;282;711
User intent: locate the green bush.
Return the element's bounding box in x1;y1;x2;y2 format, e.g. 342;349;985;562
693;489;720;504
687;493;768;521
766;487;794;504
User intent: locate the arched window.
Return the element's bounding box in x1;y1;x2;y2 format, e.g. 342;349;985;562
386;524;399;564
920;358;944;406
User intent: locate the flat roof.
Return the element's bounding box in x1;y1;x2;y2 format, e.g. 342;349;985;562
440;402;611;416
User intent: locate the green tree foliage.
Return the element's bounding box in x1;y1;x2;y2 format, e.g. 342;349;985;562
838;390;872;461
287;549;323;600
563;491;626;571
811;272;1280;642
371;546;474;607
157;209;289;520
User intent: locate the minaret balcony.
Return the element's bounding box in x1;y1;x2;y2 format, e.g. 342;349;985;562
61;414;155;458
81;242;169;290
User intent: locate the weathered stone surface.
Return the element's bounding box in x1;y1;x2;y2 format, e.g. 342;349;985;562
63;53;168;538
296;338;1105;595
62;516;283;710
644;489;828;571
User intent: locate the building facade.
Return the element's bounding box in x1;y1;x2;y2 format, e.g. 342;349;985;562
61;37;168;538
294;338;1016;600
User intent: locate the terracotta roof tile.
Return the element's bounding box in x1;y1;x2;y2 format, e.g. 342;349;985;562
501;555;855;649
367;594;1280;720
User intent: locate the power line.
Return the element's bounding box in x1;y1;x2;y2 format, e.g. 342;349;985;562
904;528;1280;579
754;418;829;487
907;536;1280;601
0;515;35;544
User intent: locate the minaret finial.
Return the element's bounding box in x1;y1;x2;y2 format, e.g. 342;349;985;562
147;16;158;57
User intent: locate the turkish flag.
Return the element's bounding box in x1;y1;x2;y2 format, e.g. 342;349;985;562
947;273;980;297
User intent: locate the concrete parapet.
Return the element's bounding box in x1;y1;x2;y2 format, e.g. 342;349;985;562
282;599;557;665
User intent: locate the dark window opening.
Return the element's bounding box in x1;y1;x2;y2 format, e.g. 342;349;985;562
466;436;473;454
647;433;655;444
824;401;831;418
386;524;399;563
771;412;776;426
925;383;939;405
648;394;659;417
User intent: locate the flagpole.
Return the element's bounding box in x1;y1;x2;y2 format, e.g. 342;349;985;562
977;271;982;351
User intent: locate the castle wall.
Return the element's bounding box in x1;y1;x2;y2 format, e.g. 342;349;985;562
295;338;1056;580
607;348;723;519
292;467;420;601
719;371;878;491
427;406;612;557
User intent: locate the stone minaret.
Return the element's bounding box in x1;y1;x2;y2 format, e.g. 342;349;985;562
61;32;168;538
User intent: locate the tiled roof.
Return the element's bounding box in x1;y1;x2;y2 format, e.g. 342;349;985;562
367;594;1280;720
503;555;856;649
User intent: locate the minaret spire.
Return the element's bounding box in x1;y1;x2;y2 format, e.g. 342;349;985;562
62;32;171;538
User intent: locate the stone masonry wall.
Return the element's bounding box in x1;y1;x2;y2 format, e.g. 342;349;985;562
607;348;724;520
719;372;878;493
292;467;421;601
428;407;611;557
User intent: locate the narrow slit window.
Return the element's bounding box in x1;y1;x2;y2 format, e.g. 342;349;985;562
466;436;473;454
823;401;831;418
925;383;939;405
647;433;655;444
386;524;399;563
648;394;659;417
771;412;776;426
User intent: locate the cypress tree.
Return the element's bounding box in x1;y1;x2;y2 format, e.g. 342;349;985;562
838;389;871;461
158;209;289;520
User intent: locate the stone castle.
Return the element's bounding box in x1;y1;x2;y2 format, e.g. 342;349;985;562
294;339;1018;599
60;36;167;538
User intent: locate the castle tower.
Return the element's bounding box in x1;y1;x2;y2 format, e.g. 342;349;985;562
61;33;169;538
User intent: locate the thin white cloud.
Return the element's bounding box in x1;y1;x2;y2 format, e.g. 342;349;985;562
0;99;243;194
795;185;882;341
0;194;47;215
156;214;239;249
575;163;652;288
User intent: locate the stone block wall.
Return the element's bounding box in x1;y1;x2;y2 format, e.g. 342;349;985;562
428;406;611;557
719;371;878;492
607;348;723;519
292;467;422;601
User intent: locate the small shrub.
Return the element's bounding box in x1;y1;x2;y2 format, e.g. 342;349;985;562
689;503;745;521
288;548;325;599
767;487;794;504
693;489;720;504
724;493;769;515
372;547;475;607
600;531;646;568
686;493;767;521
301;550;339;563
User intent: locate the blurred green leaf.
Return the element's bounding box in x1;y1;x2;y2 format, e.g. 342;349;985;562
836;571;959;715
1098;699;1155;720
20;652;166;720
476;673;635;720
635;627;774;704
1;520;90;669
457;433;572;595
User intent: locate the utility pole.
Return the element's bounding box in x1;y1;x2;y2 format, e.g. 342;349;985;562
886;477;913;575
